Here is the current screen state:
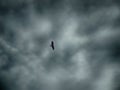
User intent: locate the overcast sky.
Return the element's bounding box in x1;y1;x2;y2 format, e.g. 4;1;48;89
0;0;120;90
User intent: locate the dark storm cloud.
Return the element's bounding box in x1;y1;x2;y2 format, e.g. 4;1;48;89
0;0;120;90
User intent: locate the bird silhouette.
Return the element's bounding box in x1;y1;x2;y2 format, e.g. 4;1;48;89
50;41;55;50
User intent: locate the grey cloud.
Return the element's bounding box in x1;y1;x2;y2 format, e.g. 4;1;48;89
0;0;120;90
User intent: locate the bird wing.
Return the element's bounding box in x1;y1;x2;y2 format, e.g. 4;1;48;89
52;44;54;50
51;41;54;50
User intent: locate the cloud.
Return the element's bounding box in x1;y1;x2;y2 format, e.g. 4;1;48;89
0;0;120;90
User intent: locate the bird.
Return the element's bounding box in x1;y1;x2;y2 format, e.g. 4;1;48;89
50;41;55;50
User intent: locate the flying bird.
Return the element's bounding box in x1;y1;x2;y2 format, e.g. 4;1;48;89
50;41;55;50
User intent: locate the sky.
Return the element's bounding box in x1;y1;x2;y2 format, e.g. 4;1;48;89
0;0;120;90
